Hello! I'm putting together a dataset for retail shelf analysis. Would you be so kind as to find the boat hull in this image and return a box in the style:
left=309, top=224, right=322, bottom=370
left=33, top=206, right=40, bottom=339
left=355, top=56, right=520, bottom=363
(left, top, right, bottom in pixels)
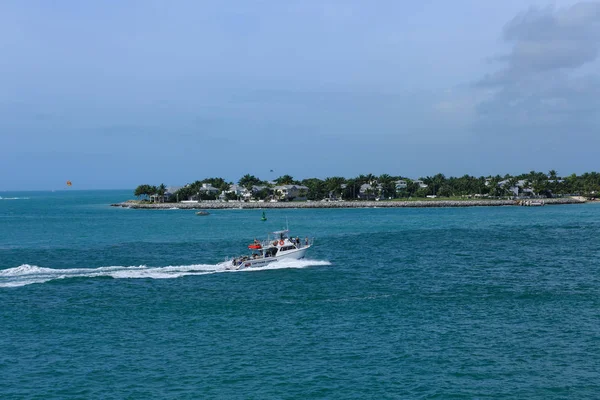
left=233, top=246, right=309, bottom=270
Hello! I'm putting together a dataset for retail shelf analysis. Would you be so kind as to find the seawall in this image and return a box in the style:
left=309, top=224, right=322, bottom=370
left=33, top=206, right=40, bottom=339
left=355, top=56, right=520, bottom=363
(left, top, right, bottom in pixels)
left=111, top=197, right=585, bottom=210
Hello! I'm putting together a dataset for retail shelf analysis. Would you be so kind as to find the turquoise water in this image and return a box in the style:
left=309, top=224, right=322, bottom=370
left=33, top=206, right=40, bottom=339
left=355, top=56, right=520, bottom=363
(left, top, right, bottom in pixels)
left=1, top=190, right=599, bottom=398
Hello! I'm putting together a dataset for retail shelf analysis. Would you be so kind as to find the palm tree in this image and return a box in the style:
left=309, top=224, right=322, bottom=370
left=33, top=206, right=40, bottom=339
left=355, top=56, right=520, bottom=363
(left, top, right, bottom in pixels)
left=378, top=174, right=393, bottom=183
left=134, top=184, right=147, bottom=200
left=149, top=185, right=158, bottom=202
left=506, top=177, right=519, bottom=198
left=239, top=174, right=262, bottom=189
left=365, top=173, right=377, bottom=185
left=157, top=183, right=166, bottom=203
left=324, top=177, right=346, bottom=199
left=275, top=175, right=296, bottom=185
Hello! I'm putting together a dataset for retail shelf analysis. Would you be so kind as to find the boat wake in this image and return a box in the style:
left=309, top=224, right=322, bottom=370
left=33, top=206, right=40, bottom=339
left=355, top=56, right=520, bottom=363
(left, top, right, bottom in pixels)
left=0, top=259, right=331, bottom=288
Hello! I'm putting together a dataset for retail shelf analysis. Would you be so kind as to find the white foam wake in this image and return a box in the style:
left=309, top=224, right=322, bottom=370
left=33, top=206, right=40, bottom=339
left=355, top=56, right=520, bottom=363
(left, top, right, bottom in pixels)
left=0, top=259, right=331, bottom=288
left=0, top=196, right=30, bottom=200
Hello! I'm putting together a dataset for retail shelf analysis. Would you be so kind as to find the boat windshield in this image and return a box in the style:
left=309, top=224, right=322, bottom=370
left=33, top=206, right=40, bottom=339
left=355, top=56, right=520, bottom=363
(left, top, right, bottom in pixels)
left=271, top=230, right=289, bottom=240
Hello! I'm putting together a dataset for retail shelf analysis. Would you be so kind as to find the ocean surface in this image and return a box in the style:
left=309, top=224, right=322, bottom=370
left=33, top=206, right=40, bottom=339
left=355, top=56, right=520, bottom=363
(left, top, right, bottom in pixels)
left=1, top=190, right=599, bottom=399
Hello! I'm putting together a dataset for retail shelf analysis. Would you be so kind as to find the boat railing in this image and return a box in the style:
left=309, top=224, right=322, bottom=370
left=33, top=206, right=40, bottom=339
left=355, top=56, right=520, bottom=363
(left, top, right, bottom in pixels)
left=259, top=236, right=314, bottom=248
left=290, top=236, right=314, bottom=248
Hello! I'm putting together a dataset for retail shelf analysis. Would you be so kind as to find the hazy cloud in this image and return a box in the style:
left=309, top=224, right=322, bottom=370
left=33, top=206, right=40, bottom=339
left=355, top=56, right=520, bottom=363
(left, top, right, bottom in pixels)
left=481, top=2, right=600, bottom=84
left=475, top=2, right=600, bottom=130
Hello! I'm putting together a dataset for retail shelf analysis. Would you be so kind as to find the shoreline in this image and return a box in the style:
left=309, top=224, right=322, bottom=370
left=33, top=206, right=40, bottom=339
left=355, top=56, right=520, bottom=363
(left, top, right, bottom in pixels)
left=111, top=197, right=586, bottom=210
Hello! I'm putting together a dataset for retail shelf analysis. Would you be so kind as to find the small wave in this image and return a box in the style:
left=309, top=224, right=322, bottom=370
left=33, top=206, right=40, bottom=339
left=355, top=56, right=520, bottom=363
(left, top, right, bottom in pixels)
left=0, top=197, right=30, bottom=200
left=0, top=259, right=331, bottom=288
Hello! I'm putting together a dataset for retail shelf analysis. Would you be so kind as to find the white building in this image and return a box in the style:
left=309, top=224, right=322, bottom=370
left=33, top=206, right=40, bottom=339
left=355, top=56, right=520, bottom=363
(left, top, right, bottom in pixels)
left=395, top=180, right=407, bottom=190
left=273, top=185, right=309, bottom=201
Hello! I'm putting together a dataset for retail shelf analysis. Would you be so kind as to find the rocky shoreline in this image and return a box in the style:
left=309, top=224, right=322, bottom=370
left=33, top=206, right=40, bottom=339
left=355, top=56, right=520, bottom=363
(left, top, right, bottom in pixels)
left=111, top=197, right=586, bottom=210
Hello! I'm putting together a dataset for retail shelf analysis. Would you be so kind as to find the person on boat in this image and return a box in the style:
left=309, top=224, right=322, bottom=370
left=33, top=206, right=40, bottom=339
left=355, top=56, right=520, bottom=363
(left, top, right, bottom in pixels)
left=254, top=238, right=259, bottom=244
left=305, top=237, right=309, bottom=246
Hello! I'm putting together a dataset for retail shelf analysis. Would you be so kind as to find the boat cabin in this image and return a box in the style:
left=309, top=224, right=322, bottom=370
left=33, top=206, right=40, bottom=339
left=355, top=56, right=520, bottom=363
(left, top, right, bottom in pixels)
left=231, top=229, right=312, bottom=268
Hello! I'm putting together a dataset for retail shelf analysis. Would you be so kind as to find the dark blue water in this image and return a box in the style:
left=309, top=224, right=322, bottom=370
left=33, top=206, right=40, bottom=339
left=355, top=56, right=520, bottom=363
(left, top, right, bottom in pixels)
left=1, top=191, right=599, bottom=398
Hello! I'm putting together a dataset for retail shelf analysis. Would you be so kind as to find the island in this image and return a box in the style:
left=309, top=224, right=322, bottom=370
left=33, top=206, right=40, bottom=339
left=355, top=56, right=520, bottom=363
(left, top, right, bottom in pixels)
left=111, top=197, right=585, bottom=210
left=111, top=170, right=597, bottom=209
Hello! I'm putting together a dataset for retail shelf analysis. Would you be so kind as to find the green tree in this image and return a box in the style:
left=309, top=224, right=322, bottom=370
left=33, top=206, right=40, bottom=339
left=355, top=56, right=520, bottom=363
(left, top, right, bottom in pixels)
left=342, top=179, right=359, bottom=200
left=437, top=184, right=452, bottom=197
left=324, top=177, right=346, bottom=199
left=157, top=183, right=166, bottom=203
left=405, top=180, right=421, bottom=197
left=487, top=176, right=504, bottom=198
left=380, top=181, right=396, bottom=199
left=378, top=174, right=394, bottom=184
left=202, top=177, right=229, bottom=191
left=301, top=178, right=326, bottom=200
left=150, top=185, right=158, bottom=200
left=224, top=191, right=238, bottom=201
left=238, top=174, right=262, bottom=189
left=414, top=187, right=429, bottom=198
left=275, top=175, right=296, bottom=185
left=134, top=184, right=154, bottom=200
left=255, top=188, right=272, bottom=201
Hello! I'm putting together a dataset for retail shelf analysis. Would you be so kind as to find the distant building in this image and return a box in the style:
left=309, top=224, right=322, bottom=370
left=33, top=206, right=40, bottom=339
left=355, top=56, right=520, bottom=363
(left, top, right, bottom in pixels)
left=199, top=183, right=220, bottom=195
left=151, top=186, right=182, bottom=202
left=164, top=186, right=182, bottom=202
left=498, top=180, right=534, bottom=197
left=358, top=183, right=377, bottom=199
left=219, top=184, right=247, bottom=200
left=273, top=185, right=309, bottom=201
left=395, top=180, right=407, bottom=190
left=251, top=185, right=268, bottom=193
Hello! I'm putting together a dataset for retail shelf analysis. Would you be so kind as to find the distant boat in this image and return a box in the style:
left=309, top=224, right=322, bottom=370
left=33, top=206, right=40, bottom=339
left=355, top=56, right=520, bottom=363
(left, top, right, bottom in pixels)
left=195, top=211, right=210, bottom=216
left=519, top=200, right=545, bottom=207
left=227, top=228, right=313, bottom=270
left=261, top=211, right=267, bottom=221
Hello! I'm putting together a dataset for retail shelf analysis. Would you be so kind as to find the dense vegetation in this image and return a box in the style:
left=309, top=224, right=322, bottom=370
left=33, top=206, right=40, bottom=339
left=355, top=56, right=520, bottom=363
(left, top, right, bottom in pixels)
left=134, top=170, right=600, bottom=202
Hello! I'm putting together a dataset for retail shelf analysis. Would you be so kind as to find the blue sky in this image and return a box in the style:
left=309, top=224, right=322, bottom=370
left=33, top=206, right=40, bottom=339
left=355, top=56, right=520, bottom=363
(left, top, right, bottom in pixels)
left=2, top=0, right=599, bottom=190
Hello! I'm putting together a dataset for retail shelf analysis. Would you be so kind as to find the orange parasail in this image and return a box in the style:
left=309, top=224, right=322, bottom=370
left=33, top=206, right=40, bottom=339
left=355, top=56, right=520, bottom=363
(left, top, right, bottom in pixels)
left=66, top=181, right=72, bottom=186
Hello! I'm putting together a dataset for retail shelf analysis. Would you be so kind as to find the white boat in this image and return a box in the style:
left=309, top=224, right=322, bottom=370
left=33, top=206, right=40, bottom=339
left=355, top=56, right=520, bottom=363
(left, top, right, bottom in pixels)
left=520, top=200, right=545, bottom=206
left=228, top=229, right=313, bottom=270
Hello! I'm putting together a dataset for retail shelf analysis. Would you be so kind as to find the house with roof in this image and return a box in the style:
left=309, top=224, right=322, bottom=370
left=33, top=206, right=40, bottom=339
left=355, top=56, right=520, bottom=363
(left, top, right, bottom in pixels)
left=185, top=183, right=221, bottom=201
left=358, top=183, right=379, bottom=200
left=229, top=184, right=246, bottom=196
left=273, top=185, right=309, bottom=201
left=251, top=185, right=268, bottom=193
left=498, top=180, right=534, bottom=197
left=164, top=186, right=182, bottom=202
left=395, top=180, right=407, bottom=190
left=498, top=180, right=516, bottom=196
left=150, top=186, right=182, bottom=202
left=219, top=184, right=246, bottom=200
left=199, top=183, right=220, bottom=195
left=245, top=185, right=270, bottom=200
